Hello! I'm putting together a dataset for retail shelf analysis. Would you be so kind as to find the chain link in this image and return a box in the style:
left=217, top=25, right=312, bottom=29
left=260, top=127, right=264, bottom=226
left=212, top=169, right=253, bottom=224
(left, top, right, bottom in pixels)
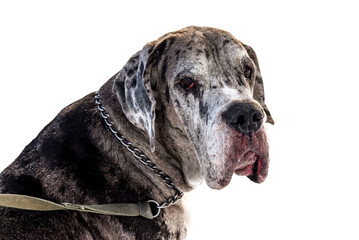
left=94, top=92, right=183, bottom=210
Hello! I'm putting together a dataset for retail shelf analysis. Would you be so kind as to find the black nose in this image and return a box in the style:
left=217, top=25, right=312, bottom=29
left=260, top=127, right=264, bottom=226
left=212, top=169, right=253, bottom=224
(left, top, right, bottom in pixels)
left=222, top=102, right=264, bottom=135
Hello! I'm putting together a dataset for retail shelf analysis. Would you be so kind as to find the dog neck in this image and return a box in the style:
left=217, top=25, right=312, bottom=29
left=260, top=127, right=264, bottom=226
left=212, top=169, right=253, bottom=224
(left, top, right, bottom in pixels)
left=95, top=79, right=192, bottom=205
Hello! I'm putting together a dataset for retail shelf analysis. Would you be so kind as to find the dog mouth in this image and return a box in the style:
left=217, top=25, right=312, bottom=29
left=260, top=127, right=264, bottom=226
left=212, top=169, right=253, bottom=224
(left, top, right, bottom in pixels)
left=231, top=127, right=269, bottom=184
left=234, top=150, right=265, bottom=182
left=205, top=126, right=269, bottom=189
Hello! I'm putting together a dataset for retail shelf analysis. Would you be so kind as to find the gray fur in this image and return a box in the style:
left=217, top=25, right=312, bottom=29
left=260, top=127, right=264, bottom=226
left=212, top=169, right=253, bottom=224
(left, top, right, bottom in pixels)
left=0, top=26, right=273, bottom=239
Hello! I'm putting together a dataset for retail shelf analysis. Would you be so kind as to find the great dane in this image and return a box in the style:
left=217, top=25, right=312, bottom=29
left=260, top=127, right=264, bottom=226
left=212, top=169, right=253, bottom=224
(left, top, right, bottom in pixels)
left=0, top=26, right=274, bottom=239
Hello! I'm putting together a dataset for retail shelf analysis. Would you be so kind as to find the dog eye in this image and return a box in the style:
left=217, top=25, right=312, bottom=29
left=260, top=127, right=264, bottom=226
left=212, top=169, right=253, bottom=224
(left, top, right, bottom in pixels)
left=180, top=77, right=195, bottom=90
left=244, top=67, right=252, bottom=79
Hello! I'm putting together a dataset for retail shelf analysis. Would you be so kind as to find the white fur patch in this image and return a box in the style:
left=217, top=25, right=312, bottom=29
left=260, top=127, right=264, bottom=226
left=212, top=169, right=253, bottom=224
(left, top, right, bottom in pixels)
left=221, top=85, right=252, bottom=102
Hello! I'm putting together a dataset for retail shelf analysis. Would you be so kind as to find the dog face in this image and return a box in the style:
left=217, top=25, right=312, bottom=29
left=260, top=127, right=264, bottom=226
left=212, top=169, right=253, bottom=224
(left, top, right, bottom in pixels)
left=113, top=26, right=274, bottom=190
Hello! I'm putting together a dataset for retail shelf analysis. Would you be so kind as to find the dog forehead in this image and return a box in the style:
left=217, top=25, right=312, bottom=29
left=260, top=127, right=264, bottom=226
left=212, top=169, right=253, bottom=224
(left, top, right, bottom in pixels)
left=169, top=28, right=246, bottom=58
left=163, top=29, right=248, bottom=81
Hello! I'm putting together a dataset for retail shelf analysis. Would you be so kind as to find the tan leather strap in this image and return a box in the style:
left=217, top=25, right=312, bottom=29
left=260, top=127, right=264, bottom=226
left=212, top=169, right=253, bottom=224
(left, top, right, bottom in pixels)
left=0, top=194, right=155, bottom=219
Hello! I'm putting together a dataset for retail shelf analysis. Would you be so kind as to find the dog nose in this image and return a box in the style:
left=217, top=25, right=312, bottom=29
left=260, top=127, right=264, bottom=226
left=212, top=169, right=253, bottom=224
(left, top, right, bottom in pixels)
left=222, top=102, right=264, bottom=135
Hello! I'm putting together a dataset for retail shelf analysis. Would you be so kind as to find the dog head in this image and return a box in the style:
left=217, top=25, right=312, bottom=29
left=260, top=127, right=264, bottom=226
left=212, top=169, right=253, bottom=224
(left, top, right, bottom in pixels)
left=113, top=26, right=274, bottom=190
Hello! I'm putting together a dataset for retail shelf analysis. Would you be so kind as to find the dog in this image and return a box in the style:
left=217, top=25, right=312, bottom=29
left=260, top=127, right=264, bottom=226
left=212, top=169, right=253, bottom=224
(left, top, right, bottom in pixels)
left=0, top=26, right=274, bottom=239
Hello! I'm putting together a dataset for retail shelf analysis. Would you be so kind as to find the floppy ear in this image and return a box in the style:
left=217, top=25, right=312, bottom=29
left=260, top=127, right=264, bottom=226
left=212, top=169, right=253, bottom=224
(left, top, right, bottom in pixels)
left=113, top=42, right=157, bottom=151
left=243, top=44, right=275, bottom=125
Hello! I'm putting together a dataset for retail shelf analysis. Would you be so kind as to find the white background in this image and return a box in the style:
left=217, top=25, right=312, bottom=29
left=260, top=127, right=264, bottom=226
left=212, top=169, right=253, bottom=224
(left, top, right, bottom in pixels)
left=1, top=1, right=358, bottom=239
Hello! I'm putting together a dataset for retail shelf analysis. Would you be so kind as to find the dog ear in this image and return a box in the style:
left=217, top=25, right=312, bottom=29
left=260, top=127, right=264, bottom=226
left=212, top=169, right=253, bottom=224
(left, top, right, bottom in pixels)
left=113, top=38, right=171, bottom=151
left=243, top=44, right=275, bottom=125
left=113, top=42, right=158, bottom=151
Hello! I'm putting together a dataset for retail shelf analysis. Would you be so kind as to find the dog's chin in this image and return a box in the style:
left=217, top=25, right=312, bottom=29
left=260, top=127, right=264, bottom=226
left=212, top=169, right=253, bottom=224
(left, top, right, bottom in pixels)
left=205, top=175, right=233, bottom=190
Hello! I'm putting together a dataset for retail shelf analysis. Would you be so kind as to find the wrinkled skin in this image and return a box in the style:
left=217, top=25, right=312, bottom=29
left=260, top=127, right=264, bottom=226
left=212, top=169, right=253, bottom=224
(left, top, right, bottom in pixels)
left=0, top=26, right=273, bottom=239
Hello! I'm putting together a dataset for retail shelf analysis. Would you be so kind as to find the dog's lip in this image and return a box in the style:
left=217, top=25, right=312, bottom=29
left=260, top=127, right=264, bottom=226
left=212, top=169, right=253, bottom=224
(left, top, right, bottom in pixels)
left=235, top=163, right=255, bottom=176
left=234, top=150, right=258, bottom=175
left=234, top=150, right=264, bottom=179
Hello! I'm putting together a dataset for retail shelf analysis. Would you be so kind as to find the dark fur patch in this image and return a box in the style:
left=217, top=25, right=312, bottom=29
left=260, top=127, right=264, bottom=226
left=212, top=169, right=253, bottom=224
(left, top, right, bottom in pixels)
left=165, top=85, right=170, bottom=103
left=137, top=117, right=144, bottom=128
left=138, top=62, right=144, bottom=76
left=115, top=79, right=127, bottom=105
left=223, top=39, right=230, bottom=46
left=212, top=44, right=220, bottom=58
left=205, top=49, right=210, bottom=60
left=223, top=70, right=231, bottom=84
left=148, top=38, right=174, bottom=79
left=167, top=37, right=175, bottom=50
left=256, top=75, right=263, bottom=85
left=175, top=100, right=181, bottom=108
left=154, top=40, right=168, bottom=58
left=151, top=81, right=157, bottom=91
left=234, top=67, right=245, bottom=86
left=129, top=76, right=137, bottom=88
left=1, top=174, right=43, bottom=197
left=210, top=83, right=218, bottom=89
left=199, top=99, right=208, bottom=119
left=161, top=56, right=168, bottom=82
left=175, top=49, right=181, bottom=61
left=0, top=92, right=186, bottom=239
left=126, top=67, right=135, bottom=77
left=129, top=55, right=139, bottom=64
left=44, top=103, right=108, bottom=199
left=120, top=215, right=171, bottom=240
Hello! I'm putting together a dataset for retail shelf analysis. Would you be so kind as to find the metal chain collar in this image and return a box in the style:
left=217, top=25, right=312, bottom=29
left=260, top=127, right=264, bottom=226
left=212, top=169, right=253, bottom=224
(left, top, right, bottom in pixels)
left=94, top=92, right=183, bottom=216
